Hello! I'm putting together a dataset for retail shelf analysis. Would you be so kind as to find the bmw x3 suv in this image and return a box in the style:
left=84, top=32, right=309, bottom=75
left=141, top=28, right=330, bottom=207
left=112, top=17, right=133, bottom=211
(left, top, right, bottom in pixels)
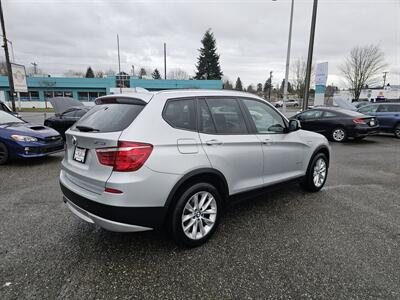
left=60, top=90, right=330, bottom=247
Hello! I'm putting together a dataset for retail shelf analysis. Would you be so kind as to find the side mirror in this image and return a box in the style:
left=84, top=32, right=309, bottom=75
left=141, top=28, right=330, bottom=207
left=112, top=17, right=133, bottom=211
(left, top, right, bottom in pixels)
left=288, top=119, right=301, bottom=132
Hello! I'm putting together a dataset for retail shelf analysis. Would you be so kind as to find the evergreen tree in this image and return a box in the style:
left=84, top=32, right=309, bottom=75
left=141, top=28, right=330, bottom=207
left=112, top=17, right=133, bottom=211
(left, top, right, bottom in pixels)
left=263, top=78, right=272, bottom=94
left=247, top=84, right=255, bottom=93
left=152, top=68, right=161, bottom=79
left=280, top=79, right=293, bottom=94
left=139, top=68, right=147, bottom=79
left=235, top=77, right=243, bottom=91
left=195, top=29, right=223, bottom=80
left=223, top=80, right=233, bottom=90
left=256, top=83, right=263, bottom=93
left=85, top=66, right=95, bottom=78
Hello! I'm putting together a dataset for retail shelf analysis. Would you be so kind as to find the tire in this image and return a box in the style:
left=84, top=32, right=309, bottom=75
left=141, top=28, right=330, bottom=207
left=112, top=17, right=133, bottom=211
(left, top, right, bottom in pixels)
left=331, top=127, right=347, bottom=142
left=169, top=182, right=222, bottom=247
left=300, top=152, right=328, bottom=192
left=394, top=124, right=400, bottom=139
left=0, top=142, right=9, bottom=165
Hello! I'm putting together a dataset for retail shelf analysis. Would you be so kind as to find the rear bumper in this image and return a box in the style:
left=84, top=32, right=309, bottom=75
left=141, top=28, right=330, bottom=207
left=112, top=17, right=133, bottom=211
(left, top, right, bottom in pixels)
left=60, top=182, right=167, bottom=231
left=349, top=126, right=380, bottom=137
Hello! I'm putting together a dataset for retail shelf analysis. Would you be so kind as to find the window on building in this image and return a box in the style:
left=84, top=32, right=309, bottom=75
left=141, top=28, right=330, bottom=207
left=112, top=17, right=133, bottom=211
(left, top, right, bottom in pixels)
left=89, top=92, right=98, bottom=101
left=29, top=91, right=40, bottom=100
left=19, top=92, right=29, bottom=101
left=44, top=91, right=54, bottom=99
left=78, top=92, right=89, bottom=101
left=64, top=91, right=73, bottom=98
left=54, top=91, right=63, bottom=97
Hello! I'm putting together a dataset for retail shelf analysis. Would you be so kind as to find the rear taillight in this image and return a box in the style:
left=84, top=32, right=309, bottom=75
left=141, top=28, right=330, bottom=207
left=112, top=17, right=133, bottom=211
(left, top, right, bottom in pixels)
left=96, top=141, right=153, bottom=172
left=352, top=118, right=366, bottom=124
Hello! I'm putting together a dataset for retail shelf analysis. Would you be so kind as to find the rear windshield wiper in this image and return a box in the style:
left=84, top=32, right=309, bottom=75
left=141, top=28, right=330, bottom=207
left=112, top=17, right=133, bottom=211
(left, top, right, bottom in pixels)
left=75, top=125, right=100, bottom=132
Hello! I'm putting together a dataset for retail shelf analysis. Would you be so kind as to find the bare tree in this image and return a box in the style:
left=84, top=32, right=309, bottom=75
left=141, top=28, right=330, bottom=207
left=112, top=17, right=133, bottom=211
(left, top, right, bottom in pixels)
left=0, top=60, right=8, bottom=75
left=168, top=68, right=189, bottom=80
left=339, top=45, right=386, bottom=101
left=291, top=57, right=314, bottom=99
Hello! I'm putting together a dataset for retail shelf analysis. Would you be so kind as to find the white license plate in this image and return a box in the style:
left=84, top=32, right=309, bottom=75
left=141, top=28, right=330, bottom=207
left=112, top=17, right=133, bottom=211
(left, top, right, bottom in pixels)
left=370, top=120, right=375, bottom=126
left=73, top=147, right=87, bottom=163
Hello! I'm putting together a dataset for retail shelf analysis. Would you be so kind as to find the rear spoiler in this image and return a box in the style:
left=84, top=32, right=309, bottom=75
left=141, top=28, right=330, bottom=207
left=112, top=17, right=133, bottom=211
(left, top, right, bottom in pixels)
left=95, top=97, right=147, bottom=106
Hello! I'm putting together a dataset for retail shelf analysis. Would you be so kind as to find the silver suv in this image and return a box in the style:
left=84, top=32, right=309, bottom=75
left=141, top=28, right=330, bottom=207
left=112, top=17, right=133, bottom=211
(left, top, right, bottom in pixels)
left=60, top=90, right=330, bottom=247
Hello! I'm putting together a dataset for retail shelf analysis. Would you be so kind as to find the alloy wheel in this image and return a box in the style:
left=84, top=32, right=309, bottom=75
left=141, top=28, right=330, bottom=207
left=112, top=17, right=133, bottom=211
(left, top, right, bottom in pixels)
left=332, top=128, right=345, bottom=142
left=395, top=126, right=400, bottom=138
left=313, top=158, right=327, bottom=188
left=181, top=191, right=217, bottom=240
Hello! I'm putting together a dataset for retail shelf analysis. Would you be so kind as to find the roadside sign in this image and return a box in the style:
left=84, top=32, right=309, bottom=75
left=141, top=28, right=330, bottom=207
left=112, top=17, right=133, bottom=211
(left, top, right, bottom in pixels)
left=315, top=62, right=328, bottom=106
left=11, top=63, right=28, bottom=93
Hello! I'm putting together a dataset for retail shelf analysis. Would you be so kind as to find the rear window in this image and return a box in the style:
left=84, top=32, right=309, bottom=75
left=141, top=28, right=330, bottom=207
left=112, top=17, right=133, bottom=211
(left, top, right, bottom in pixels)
left=72, top=104, right=144, bottom=133
left=163, top=98, right=197, bottom=131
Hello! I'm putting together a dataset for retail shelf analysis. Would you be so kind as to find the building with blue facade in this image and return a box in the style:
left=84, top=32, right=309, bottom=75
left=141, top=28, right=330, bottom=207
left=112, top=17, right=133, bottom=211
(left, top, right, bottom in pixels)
left=0, top=75, right=223, bottom=107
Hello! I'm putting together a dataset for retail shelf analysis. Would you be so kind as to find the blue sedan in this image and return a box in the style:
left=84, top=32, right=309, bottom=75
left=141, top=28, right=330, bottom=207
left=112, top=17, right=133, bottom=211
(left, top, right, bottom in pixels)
left=358, top=103, right=400, bottom=138
left=0, top=111, right=64, bottom=164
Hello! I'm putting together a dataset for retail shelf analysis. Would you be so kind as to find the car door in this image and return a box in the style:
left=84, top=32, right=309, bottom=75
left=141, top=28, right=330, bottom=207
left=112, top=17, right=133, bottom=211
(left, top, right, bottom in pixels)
left=240, top=98, right=309, bottom=185
left=296, top=110, right=324, bottom=132
left=376, top=104, right=398, bottom=130
left=197, top=97, right=264, bottom=194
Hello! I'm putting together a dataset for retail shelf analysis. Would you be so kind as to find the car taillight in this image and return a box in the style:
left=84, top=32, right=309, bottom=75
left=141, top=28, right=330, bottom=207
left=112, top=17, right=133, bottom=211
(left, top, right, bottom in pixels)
left=96, top=141, right=153, bottom=172
left=352, top=118, right=366, bottom=124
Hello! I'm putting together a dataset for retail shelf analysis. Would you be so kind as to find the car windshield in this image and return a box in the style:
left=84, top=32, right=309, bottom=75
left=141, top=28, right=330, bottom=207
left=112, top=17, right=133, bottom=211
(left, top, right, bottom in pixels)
left=0, top=111, right=24, bottom=125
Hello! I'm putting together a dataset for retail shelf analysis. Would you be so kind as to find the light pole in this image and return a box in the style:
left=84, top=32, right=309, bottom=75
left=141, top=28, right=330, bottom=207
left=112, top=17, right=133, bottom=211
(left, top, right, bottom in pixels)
left=0, top=0, right=16, bottom=112
left=268, top=71, right=273, bottom=100
left=273, top=0, right=294, bottom=114
left=302, top=0, right=318, bottom=111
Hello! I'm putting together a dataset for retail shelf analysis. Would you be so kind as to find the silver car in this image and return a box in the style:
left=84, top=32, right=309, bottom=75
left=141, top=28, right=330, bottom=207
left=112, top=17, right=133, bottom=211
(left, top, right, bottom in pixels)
left=60, top=90, right=330, bottom=247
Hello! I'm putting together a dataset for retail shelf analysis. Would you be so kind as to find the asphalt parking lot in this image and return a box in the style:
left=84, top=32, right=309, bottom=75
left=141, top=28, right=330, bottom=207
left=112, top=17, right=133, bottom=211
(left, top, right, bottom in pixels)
left=1, top=135, right=399, bottom=299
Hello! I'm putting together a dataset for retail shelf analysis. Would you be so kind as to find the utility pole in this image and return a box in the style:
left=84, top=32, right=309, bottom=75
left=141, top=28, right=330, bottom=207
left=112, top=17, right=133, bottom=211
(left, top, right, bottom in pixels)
left=0, top=0, right=16, bottom=112
left=131, top=65, right=135, bottom=76
left=164, top=42, right=167, bottom=80
left=268, top=71, right=273, bottom=100
left=382, top=71, right=388, bottom=88
left=282, top=0, right=294, bottom=114
left=117, top=34, right=122, bottom=93
left=31, top=62, right=38, bottom=75
left=303, top=0, right=318, bottom=111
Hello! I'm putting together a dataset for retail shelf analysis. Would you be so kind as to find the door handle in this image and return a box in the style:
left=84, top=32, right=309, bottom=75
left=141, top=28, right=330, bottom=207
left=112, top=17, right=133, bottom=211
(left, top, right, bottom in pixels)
left=262, top=138, right=271, bottom=145
left=205, top=139, right=223, bottom=146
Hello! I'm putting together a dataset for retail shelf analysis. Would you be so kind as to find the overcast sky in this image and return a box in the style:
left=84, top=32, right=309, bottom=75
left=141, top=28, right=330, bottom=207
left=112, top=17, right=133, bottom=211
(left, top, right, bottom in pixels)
left=4, top=0, right=400, bottom=88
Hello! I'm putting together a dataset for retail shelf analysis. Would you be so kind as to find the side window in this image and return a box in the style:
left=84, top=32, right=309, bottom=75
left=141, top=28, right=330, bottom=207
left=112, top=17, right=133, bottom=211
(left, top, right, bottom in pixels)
left=323, top=111, right=337, bottom=117
left=74, top=109, right=87, bottom=118
left=205, top=98, right=248, bottom=134
left=377, top=105, right=390, bottom=112
left=0, top=104, right=5, bottom=111
left=199, top=100, right=216, bottom=134
left=388, top=105, right=400, bottom=113
left=163, top=98, right=196, bottom=131
left=299, top=110, right=323, bottom=120
left=62, top=110, right=76, bottom=118
left=359, top=105, right=378, bottom=113
left=242, top=99, right=286, bottom=133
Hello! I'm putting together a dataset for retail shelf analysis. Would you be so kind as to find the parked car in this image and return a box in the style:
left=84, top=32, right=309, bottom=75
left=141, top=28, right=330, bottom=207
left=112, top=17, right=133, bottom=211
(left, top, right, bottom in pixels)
left=274, top=99, right=299, bottom=108
left=357, top=103, right=400, bottom=138
left=0, top=100, right=21, bottom=118
left=0, top=111, right=64, bottom=165
left=60, top=90, right=330, bottom=247
left=44, top=97, right=89, bottom=139
left=291, top=107, right=379, bottom=142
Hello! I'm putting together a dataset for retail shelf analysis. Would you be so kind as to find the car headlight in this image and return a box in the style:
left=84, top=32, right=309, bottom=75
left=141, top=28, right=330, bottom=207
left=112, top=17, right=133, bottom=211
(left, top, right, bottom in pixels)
left=11, top=135, right=38, bottom=142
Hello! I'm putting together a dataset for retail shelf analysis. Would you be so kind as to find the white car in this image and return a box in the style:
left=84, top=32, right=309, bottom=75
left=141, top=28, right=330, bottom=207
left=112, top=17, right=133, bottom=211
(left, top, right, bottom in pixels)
left=60, top=90, right=330, bottom=247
